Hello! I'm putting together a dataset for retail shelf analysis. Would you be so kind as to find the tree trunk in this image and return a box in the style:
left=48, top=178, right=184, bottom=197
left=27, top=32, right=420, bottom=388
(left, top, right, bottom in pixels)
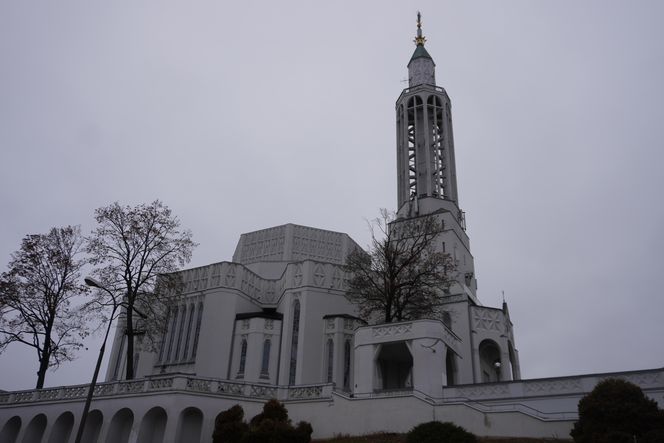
left=36, top=319, right=54, bottom=389
left=125, top=307, right=135, bottom=380
left=35, top=354, right=49, bottom=389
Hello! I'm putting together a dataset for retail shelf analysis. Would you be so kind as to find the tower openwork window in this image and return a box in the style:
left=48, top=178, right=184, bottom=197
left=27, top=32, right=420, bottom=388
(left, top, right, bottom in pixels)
left=427, top=95, right=445, bottom=198
left=406, top=96, right=424, bottom=198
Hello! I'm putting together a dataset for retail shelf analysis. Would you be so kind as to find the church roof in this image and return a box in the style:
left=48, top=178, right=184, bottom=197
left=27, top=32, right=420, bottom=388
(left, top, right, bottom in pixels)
left=408, top=44, right=434, bottom=65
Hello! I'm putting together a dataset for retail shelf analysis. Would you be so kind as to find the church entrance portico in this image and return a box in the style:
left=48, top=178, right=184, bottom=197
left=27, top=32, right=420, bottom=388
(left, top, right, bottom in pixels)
left=354, top=319, right=462, bottom=399
left=375, top=342, right=413, bottom=391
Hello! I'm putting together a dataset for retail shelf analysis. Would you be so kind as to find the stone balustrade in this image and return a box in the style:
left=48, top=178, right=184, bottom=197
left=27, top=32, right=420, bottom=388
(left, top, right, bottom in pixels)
left=0, top=375, right=334, bottom=407
left=443, top=367, right=664, bottom=403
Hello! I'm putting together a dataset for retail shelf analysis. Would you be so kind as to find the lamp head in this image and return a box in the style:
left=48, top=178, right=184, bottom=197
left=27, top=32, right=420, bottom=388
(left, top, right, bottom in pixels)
left=84, top=277, right=102, bottom=289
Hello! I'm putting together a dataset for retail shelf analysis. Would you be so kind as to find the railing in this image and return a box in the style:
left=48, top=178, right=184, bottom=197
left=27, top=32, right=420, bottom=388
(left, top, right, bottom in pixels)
left=344, top=387, right=578, bottom=421
left=395, top=84, right=447, bottom=103
left=0, top=375, right=334, bottom=406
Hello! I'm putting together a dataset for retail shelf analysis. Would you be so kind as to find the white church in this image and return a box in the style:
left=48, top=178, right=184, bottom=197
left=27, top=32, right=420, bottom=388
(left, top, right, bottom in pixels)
left=0, top=16, right=662, bottom=443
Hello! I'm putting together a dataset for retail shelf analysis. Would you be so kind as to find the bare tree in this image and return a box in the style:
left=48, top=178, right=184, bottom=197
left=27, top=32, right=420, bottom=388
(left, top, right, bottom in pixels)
left=345, top=209, right=455, bottom=323
left=85, top=200, right=196, bottom=380
left=0, top=226, right=90, bottom=389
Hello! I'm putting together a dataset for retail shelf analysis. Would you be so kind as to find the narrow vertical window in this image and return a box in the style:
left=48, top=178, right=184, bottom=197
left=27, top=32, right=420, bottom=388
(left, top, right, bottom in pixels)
left=343, top=339, right=351, bottom=390
left=288, top=299, right=301, bottom=385
left=182, top=303, right=195, bottom=361
left=157, top=307, right=171, bottom=363
left=192, top=302, right=204, bottom=359
left=260, top=339, right=271, bottom=378
left=166, top=306, right=179, bottom=362
left=112, top=336, right=126, bottom=380
left=238, top=339, right=247, bottom=377
left=174, top=304, right=187, bottom=361
left=133, top=353, right=140, bottom=375
left=326, top=338, right=334, bottom=383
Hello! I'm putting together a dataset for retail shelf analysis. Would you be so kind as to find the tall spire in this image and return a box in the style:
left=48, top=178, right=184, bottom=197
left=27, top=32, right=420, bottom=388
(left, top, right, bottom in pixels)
left=415, top=11, right=426, bottom=46
left=407, top=11, right=435, bottom=86
left=398, top=12, right=460, bottom=217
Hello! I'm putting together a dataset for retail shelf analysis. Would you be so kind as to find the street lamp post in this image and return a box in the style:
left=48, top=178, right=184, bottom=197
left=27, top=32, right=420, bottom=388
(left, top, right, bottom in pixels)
left=73, top=277, right=119, bottom=443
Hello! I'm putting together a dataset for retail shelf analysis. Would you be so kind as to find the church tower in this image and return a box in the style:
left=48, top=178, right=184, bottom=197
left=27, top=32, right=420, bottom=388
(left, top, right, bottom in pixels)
left=389, top=15, right=521, bottom=384
left=395, top=13, right=476, bottom=301
left=396, top=12, right=461, bottom=225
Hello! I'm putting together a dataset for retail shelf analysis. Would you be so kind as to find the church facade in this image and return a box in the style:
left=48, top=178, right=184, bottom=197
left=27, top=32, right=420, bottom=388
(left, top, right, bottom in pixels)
left=0, top=17, right=662, bottom=443
left=107, top=14, right=520, bottom=397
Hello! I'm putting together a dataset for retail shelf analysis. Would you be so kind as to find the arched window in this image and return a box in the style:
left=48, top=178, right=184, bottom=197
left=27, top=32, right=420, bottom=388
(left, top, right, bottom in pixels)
left=479, top=339, right=502, bottom=383
left=288, top=299, right=301, bottom=385
left=260, top=339, right=271, bottom=378
left=326, top=338, right=334, bottom=383
left=238, top=339, right=247, bottom=377
left=343, top=339, right=351, bottom=390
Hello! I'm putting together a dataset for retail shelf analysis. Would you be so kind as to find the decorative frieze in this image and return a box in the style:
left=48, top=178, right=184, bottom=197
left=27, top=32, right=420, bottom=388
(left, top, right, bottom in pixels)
left=61, top=386, right=87, bottom=399
left=472, top=308, right=502, bottom=332
left=454, top=384, right=509, bottom=398
left=149, top=378, right=174, bottom=390
left=186, top=378, right=211, bottom=392
left=93, top=384, right=115, bottom=397
left=225, top=264, right=237, bottom=287
left=313, top=264, right=326, bottom=286
left=37, top=389, right=60, bottom=401
left=117, top=381, right=145, bottom=394
left=332, top=268, right=343, bottom=289
left=288, top=385, right=323, bottom=399
left=293, top=264, right=303, bottom=286
left=372, top=323, right=412, bottom=338
left=250, top=385, right=277, bottom=398
left=217, top=382, right=244, bottom=395
left=176, top=260, right=347, bottom=306
left=14, top=392, right=36, bottom=403
left=614, top=372, right=661, bottom=387
left=524, top=379, right=582, bottom=394
left=234, top=226, right=287, bottom=264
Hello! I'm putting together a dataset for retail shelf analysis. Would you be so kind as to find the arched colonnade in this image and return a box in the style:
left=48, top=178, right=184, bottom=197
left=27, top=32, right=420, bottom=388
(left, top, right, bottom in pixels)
left=0, top=405, right=205, bottom=443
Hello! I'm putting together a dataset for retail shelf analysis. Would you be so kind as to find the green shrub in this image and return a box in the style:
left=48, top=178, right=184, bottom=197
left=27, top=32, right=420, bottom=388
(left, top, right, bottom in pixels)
left=213, top=399, right=312, bottom=443
left=249, top=398, right=290, bottom=427
left=406, top=421, right=476, bottom=443
left=570, top=378, right=664, bottom=443
left=213, top=404, right=249, bottom=443
left=294, top=421, right=314, bottom=443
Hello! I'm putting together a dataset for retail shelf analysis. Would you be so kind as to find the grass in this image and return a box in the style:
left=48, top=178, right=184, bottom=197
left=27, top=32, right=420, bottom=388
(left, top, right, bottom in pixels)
left=314, top=434, right=570, bottom=443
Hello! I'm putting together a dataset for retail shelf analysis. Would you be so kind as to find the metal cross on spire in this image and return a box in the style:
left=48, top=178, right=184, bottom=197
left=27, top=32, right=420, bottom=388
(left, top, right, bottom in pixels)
left=415, top=11, right=426, bottom=46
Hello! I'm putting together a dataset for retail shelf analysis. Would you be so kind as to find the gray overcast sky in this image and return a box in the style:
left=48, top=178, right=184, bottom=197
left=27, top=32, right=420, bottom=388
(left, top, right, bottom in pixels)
left=1, top=1, right=663, bottom=390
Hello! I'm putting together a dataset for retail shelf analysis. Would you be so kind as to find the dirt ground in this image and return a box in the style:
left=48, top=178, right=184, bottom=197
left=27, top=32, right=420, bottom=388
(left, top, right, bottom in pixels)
left=313, top=434, right=571, bottom=443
